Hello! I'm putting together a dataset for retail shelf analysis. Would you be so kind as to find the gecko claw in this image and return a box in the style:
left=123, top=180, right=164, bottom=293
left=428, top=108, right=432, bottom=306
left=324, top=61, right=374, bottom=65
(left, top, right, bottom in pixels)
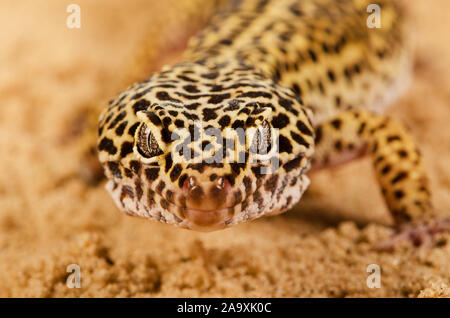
left=373, top=217, right=450, bottom=252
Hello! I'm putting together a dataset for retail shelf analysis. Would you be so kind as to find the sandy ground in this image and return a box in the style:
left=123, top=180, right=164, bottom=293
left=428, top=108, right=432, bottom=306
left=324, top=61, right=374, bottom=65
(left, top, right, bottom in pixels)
left=0, top=0, right=449, bottom=298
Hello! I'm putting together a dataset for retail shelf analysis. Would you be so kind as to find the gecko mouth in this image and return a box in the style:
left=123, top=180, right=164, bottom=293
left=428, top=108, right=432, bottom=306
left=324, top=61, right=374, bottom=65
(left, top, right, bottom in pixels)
left=182, top=206, right=232, bottom=231
left=106, top=154, right=312, bottom=231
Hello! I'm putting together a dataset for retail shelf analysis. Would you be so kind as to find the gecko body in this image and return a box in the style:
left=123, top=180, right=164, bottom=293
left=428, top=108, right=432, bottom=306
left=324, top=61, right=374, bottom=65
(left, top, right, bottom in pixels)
left=96, top=0, right=449, bottom=243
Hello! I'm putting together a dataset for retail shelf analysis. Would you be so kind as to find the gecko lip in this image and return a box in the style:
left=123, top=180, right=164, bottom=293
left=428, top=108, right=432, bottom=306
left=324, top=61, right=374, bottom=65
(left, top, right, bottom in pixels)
left=183, top=206, right=231, bottom=231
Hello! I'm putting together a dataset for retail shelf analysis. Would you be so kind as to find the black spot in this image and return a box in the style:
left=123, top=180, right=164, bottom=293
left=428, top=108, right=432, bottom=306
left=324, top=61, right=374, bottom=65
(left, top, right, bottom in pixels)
left=334, top=140, right=343, bottom=151
left=381, top=164, right=392, bottom=175
left=203, top=108, right=218, bottom=121
left=330, top=119, right=342, bottom=129
left=358, top=122, right=366, bottom=135
left=120, top=141, right=134, bottom=157
left=121, top=185, right=134, bottom=200
left=290, top=5, right=303, bottom=16
left=147, top=189, right=156, bottom=208
left=183, top=85, right=200, bottom=93
left=128, top=122, right=140, bottom=136
left=291, top=131, right=309, bottom=147
left=291, top=83, right=301, bottom=96
left=335, top=96, right=341, bottom=107
left=272, top=113, right=290, bottom=129
left=344, top=68, right=352, bottom=80
left=315, top=126, right=323, bottom=144
left=374, top=155, right=384, bottom=165
left=208, top=93, right=231, bottom=104
left=108, top=111, right=126, bottom=129
left=223, top=99, right=242, bottom=111
left=219, top=39, right=232, bottom=46
left=284, top=157, right=302, bottom=172
left=177, top=75, right=197, bottom=82
left=156, top=181, right=165, bottom=194
left=162, top=117, right=172, bottom=127
left=318, top=81, right=325, bottom=94
left=237, top=91, right=272, bottom=99
left=98, top=137, right=117, bottom=155
left=308, top=49, right=317, bottom=62
left=398, top=150, right=408, bottom=158
left=124, top=168, right=133, bottom=178
left=132, top=99, right=150, bottom=114
left=238, top=107, right=251, bottom=115
left=394, top=190, right=405, bottom=199
left=98, top=125, right=104, bottom=136
left=210, top=84, right=224, bottom=92
left=160, top=199, right=169, bottom=210
left=278, top=135, right=293, bottom=153
left=185, top=103, right=201, bottom=110
left=146, top=112, right=162, bottom=126
left=145, top=168, right=159, bottom=181
left=107, top=161, right=122, bottom=178
left=178, top=174, right=188, bottom=188
left=372, top=141, right=378, bottom=153
left=251, top=166, right=264, bottom=179
left=201, top=72, right=219, bottom=79
left=115, top=121, right=128, bottom=136
left=166, top=190, right=174, bottom=203
left=156, top=91, right=181, bottom=103
left=296, top=121, right=314, bottom=136
left=164, top=154, right=173, bottom=173
left=278, top=98, right=298, bottom=115
left=218, top=115, right=231, bottom=128
left=243, top=176, right=252, bottom=194
left=174, top=119, right=185, bottom=128
left=230, top=163, right=244, bottom=176
left=391, top=171, right=408, bottom=184
left=264, top=174, right=279, bottom=192
left=170, top=164, right=183, bottom=182
left=135, top=179, right=143, bottom=201
left=159, top=127, right=171, bottom=144
left=387, top=135, right=401, bottom=143
left=327, top=70, right=336, bottom=82
left=130, top=160, right=141, bottom=174
left=231, top=120, right=245, bottom=130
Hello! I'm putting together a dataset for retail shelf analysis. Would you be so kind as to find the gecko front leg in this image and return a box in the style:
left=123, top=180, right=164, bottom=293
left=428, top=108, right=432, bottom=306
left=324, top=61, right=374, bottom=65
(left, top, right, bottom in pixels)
left=312, top=109, right=450, bottom=250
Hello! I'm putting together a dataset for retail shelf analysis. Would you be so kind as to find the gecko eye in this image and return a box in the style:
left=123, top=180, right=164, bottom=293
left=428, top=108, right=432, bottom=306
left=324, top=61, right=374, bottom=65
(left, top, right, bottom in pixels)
left=250, top=120, right=272, bottom=155
left=137, top=123, right=163, bottom=158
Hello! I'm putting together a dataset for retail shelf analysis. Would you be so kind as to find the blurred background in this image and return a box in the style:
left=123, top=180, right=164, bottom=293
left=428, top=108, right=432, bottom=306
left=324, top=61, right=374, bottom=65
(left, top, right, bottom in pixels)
left=0, top=0, right=449, bottom=297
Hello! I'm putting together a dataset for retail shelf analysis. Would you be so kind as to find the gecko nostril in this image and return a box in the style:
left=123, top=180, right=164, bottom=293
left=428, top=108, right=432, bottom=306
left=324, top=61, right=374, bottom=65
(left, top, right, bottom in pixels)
left=187, top=176, right=196, bottom=189
left=216, top=177, right=230, bottom=192
left=183, top=176, right=196, bottom=192
left=183, top=176, right=204, bottom=203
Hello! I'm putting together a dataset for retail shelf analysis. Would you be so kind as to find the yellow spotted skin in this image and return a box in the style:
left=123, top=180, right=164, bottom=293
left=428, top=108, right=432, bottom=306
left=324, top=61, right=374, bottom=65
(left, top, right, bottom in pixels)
left=96, top=0, right=438, bottom=233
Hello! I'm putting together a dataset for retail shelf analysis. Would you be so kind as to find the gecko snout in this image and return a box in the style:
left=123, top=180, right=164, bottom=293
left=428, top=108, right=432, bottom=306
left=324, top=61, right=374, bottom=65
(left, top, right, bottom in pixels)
left=180, top=175, right=234, bottom=229
left=183, top=176, right=231, bottom=211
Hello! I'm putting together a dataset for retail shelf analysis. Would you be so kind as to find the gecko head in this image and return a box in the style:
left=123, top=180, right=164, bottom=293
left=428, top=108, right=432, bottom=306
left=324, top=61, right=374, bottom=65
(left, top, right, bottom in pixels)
left=97, top=61, right=315, bottom=230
